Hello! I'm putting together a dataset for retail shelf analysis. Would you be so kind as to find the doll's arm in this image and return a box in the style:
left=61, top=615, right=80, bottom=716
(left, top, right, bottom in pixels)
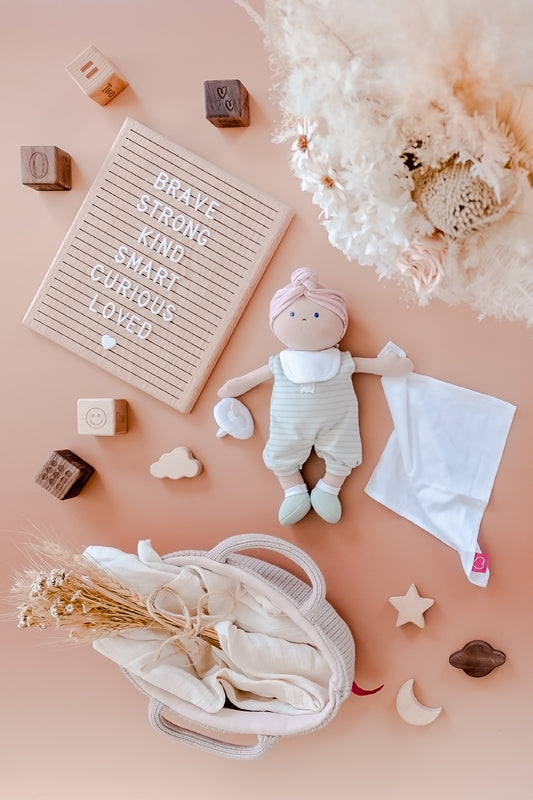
left=354, top=353, right=413, bottom=377
left=217, top=363, right=273, bottom=399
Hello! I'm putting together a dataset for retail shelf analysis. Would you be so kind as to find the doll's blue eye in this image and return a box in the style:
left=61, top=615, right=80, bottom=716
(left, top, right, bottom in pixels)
left=289, top=311, right=295, bottom=317
left=314, top=312, right=319, bottom=318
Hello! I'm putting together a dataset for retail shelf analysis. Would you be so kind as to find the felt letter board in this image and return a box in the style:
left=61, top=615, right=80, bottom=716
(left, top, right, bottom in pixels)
left=23, top=117, right=293, bottom=412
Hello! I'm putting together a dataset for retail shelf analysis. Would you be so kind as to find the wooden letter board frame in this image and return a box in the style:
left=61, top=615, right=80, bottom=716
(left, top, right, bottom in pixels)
left=24, top=117, right=293, bottom=412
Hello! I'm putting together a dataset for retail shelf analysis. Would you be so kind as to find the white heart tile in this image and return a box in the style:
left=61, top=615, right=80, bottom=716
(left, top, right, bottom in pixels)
left=101, top=334, right=117, bottom=350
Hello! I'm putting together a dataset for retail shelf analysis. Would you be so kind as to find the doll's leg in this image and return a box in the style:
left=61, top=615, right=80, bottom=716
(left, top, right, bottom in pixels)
left=312, top=410, right=361, bottom=523
left=264, top=426, right=313, bottom=525
left=310, top=473, right=346, bottom=524
left=321, top=473, right=346, bottom=489
left=276, top=471, right=311, bottom=526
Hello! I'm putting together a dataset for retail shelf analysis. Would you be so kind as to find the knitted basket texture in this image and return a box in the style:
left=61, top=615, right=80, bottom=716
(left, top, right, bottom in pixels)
left=123, top=534, right=355, bottom=759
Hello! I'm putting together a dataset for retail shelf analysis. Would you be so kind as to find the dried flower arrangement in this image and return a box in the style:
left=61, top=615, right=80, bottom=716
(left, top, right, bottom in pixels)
left=237, top=0, right=533, bottom=325
left=11, top=537, right=220, bottom=649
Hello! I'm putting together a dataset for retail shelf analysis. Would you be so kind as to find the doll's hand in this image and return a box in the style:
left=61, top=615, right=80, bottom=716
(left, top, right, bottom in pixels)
left=217, top=364, right=273, bottom=399
left=217, top=378, right=244, bottom=399
left=378, top=353, right=413, bottom=377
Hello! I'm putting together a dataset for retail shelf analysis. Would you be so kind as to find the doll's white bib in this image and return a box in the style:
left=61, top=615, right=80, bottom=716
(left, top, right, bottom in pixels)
left=279, top=348, right=341, bottom=384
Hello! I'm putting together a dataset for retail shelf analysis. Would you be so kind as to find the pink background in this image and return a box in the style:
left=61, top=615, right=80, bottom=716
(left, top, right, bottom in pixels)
left=2, top=1, right=532, bottom=797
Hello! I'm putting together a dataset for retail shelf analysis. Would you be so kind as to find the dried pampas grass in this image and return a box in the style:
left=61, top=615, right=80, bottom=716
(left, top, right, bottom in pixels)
left=237, top=0, right=533, bottom=325
left=497, top=85, right=533, bottom=177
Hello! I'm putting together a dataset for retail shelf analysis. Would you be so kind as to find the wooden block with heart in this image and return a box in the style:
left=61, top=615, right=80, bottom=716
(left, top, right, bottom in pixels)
left=204, top=79, right=250, bottom=127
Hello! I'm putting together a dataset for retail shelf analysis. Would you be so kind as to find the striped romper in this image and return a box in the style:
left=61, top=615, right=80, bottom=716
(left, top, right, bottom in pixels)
left=263, top=351, right=362, bottom=478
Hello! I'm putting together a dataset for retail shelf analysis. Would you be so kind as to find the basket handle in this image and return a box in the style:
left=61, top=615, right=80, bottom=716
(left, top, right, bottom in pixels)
left=149, top=699, right=277, bottom=759
left=207, top=533, right=326, bottom=618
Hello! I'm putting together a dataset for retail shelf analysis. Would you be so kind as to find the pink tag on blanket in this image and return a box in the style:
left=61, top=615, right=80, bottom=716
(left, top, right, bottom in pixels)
left=472, top=553, right=489, bottom=573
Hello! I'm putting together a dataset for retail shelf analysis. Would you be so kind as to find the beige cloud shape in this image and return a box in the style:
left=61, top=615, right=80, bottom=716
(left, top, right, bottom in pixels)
left=149, top=446, right=202, bottom=479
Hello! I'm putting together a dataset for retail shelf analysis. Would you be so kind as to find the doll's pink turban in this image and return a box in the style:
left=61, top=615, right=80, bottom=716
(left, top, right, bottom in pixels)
left=269, top=268, right=348, bottom=335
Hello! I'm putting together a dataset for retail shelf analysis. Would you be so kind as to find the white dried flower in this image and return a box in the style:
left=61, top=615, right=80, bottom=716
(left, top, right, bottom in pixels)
left=17, top=605, right=33, bottom=628
left=30, top=572, right=47, bottom=597
left=46, top=569, right=69, bottom=589
left=49, top=601, right=61, bottom=620
left=297, top=156, right=345, bottom=217
left=290, top=118, right=318, bottom=170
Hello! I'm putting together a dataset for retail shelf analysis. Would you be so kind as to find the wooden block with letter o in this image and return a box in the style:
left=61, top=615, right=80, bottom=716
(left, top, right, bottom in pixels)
left=21, top=146, right=72, bottom=190
left=204, top=79, right=250, bottom=127
left=35, top=449, right=95, bottom=499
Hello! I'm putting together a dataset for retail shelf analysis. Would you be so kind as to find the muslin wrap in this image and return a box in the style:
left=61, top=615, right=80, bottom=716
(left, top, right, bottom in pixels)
left=85, top=540, right=331, bottom=714
left=364, top=343, right=516, bottom=586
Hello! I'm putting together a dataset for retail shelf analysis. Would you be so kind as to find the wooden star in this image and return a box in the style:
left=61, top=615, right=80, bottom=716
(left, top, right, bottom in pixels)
left=389, top=583, right=434, bottom=628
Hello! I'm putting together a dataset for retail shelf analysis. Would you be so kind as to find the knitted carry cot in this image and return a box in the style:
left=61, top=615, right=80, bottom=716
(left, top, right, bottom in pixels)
left=122, top=533, right=355, bottom=759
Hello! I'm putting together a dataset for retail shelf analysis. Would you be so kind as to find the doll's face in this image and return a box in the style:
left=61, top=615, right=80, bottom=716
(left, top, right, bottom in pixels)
left=272, top=296, right=345, bottom=351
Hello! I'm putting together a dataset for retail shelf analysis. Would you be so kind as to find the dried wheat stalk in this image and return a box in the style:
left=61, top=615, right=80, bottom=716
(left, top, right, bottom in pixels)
left=10, top=538, right=220, bottom=649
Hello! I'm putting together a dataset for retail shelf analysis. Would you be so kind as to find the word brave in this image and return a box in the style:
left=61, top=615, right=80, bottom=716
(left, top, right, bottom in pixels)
left=152, top=171, right=220, bottom=218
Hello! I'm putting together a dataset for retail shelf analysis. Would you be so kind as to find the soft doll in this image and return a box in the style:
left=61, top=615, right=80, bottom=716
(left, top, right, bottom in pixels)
left=217, top=268, right=413, bottom=525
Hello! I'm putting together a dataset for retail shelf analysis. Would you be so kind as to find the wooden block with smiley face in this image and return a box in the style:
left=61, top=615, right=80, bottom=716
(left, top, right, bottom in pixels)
left=77, top=398, right=128, bottom=435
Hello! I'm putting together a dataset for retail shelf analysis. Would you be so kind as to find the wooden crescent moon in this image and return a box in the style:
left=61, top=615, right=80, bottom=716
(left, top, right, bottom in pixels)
left=396, top=679, right=442, bottom=726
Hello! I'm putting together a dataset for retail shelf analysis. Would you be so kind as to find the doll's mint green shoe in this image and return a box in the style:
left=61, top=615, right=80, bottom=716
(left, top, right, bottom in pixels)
left=278, top=492, right=311, bottom=525
left=310, top=486, right=342, bottom=523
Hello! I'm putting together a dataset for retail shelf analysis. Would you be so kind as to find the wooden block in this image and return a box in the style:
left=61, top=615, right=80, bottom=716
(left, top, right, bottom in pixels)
left=65, top=45, right=128, bottom=106
left=21, top=146, right=71, bottom=191
left=204, top=79, right=250, bottom=127
left=77, top=398, right=128, bottom=435
left=35, top=449, right=95, bottom=499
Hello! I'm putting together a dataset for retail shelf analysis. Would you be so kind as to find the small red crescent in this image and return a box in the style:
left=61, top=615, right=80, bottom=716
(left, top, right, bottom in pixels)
left=351, top=681, right=384, bottom=696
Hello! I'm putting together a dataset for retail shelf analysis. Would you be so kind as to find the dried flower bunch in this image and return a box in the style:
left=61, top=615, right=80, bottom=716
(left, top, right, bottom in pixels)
left=238, top=0, right=533, bottom=324
left=11, top=538, right=220, bottom=649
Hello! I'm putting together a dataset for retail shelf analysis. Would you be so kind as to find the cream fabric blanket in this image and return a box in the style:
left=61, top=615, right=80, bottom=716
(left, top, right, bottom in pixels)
left=85, top=540, right=330, bottom=714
